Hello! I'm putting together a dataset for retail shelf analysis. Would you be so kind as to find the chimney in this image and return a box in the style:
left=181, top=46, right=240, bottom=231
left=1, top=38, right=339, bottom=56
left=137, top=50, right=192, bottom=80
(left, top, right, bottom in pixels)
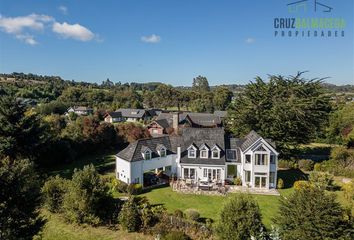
left=172, top=112, right=179, bottom=134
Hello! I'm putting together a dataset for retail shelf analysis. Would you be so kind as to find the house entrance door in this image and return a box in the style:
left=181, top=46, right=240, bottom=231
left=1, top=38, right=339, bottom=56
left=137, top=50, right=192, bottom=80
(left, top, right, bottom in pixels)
left=254, top=176, right=267, bottom=188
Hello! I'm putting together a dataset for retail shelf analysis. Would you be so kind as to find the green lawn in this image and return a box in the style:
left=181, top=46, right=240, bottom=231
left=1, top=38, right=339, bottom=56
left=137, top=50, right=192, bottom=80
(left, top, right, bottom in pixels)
left=40, top=211, right=152, bottom=240
left=141, top=186, right=288, bottom=228
left=47, top=151, right=117, bottom=178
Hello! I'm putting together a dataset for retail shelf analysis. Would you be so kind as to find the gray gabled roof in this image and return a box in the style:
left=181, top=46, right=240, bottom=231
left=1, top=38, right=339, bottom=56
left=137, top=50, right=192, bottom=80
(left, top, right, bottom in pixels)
left=184, top=113, right=222, bottom=127
left=240, top=130, right=262, bottom=151
left=117, top=136, right=178, bottom=162
left=117, top=109, right=149, bottom=118
left=214, top=111, right=228, bottom=118
left=154, top=119, right=170, bottom=129
left=180, top=128, right=226, bottom=165
left=106, top=111, right=122, bottom=118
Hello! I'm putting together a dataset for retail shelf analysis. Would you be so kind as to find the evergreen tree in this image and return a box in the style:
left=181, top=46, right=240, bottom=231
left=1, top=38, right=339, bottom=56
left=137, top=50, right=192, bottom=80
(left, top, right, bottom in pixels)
left=275, top=187, right=353, bottom=240
left=0, top=158, right=43, bottom=240
left=216, top=194, right=264, bottom=240
left=118, top=197, right=141, bottom=232
left=0, top=95, right=46, bottom=160
left=227, top=73, right=331, bottom=153
left=62, top=164, right=115, bottom=225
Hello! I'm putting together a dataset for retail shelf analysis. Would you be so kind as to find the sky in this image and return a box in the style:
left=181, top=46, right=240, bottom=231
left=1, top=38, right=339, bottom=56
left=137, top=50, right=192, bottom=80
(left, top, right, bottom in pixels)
left=0, top=0, right=353, bottom=86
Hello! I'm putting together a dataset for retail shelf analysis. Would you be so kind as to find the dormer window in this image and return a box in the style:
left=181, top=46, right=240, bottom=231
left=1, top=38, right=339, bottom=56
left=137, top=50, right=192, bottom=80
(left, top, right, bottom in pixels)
left=144, top=151, right=151, bottom=160
left=211, top=145, right=221, bottom=159
left=199, top=144, right=210, bottom=159
left=187, top=145, right=197, bottom=158
left=141, top=146, right=152, bottom=160
left=156, top=144, right=167, bottom=157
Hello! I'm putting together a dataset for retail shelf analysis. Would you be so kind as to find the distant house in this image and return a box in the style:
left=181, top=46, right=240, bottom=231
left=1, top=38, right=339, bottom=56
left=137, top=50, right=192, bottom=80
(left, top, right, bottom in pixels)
left=147, top=112, right=223, bottom=136
left=214, top=111, right=228, bottom=120
left=104, top=111, right=123, bottom=123
left=118, top=108, right=158, bottom=122
left=66, top=106, right=93, bottom=116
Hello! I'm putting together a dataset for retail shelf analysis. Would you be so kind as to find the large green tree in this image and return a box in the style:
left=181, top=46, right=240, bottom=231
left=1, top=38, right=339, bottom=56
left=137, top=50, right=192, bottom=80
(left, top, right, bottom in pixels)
left=0, top=96, right=47, bottom=160
left=216, top=194, right=264, bottom=240
left=275, top=187, right=353, bottom=240
left=228, top=73, right=331, bottom=152
left=192, top=75, right=210, bottom=92
left=62, top=164, right=116, bottom=225
left=327, top=102, right=354, bottom=147
left=213, top=86, right=233, bottom=110
left=0, top=158, right=43, bottom=240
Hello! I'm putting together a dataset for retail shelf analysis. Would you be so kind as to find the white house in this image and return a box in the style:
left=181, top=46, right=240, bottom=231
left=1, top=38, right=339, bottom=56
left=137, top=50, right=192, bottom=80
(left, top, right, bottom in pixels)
left=116, top=128, right=279, bottom=189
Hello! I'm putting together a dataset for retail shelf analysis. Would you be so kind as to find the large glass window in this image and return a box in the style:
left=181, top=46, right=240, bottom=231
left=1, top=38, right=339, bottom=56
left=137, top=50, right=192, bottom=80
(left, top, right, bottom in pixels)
left=255, top=154, right=268, bottom=165
left=244, top=170, right=251, bottom=182
left=227, top=165, right=237, bottom=178
left=203, top=168, right=221, bottom=180
left=245, top=154, right=251, bottom=163
left=270, top=172, right=275, bottom=184
left=183, top=168, right=196, bottom=179
left=226, top=149, right=237, bottom=160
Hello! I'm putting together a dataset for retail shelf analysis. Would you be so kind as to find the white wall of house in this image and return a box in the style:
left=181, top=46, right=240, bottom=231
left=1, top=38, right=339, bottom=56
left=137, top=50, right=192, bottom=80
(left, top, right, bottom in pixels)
left=116, top=154, right=178, bottom=185
left=116, top=139, right=278, bottom=189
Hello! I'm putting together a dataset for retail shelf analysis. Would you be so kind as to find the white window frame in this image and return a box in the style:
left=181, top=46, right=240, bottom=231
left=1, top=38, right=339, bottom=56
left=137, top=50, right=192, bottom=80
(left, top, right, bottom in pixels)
left=143, top=149, right=152, bottom=160
left=159, top=147, right=167, bottom=157
left=199, top=144, right=210, bottom=159
left=187, top=145, right=197, bottom=158
left=211, top=146, right=220, bottom=159
left=255, top=154, right=268, bottom=165
left=245, top=154, right=251, bottom=164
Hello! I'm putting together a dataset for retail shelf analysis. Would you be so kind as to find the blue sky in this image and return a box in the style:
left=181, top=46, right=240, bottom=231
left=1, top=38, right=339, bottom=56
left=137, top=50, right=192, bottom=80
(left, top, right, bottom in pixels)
left=0, top=0, right=353, bottom=86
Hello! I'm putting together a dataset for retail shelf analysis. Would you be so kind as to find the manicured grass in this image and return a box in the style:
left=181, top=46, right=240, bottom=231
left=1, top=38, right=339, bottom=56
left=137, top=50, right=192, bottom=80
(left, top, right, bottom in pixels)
left=40, top=211, right=152, bottom=240
left=47, top=151, right=117, bottom=178
left=141, top=187, right=284, bottom=228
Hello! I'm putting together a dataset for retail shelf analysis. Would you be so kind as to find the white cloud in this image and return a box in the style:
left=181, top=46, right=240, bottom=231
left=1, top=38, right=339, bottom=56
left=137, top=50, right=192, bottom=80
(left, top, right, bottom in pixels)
left=58, top=6, right=68, bottom=15
left=52, top=22, right=95, bottom=41
left=16, top=34, right=37, bottom=45
left=141, top=34, right=161, bottom=43
left=0, top=14, right=53, bottom=34
left=245, top=38, right=255, bottom=44
left=0, top=14, right=53, bottom=45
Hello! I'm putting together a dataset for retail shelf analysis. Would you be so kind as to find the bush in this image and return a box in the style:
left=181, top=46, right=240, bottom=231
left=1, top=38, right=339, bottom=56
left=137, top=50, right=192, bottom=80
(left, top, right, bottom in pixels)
left=298, top=159, right=315, bottom=171
left=174, top=209, right=184, bottom=218
left=162, top=231, right=190, bottom=240
left=277, top=178, right=284, bottom=189
left=62, top=164, right=115, bottom=225
left=41, top=175, right=69, bottom=213
left=184, top=209, right=200, bottom=222
left=111, top=178, right=128, bottom=193
left=233, top=177, right=242, bottom=186
left=276, top=187, right=351, bottom=239
left=314, top=163, right=322, bottom=172
left=216, top=194, right=264, bottom=240
left=309, top=171, right=334, bottom=191
left=118, top=197, right=141, bottom=232
left=278, top=159, right=297, bottom=169
left=293, top=180, right=311, bottom=190
left=342, top=180, right=354, bottom=201
left=127, top=183, right=143, bottom=195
